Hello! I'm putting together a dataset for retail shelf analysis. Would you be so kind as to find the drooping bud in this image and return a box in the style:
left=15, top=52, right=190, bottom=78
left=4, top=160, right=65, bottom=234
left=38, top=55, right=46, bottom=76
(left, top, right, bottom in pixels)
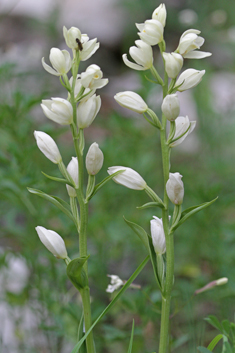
left=150, top=216, right=166, bottom=255
left=108, top=166, right=147, bottom=190
left=41, top=98, right=73, bottom=125
left=161, top=94, right=180, bottom=121
left=166, top=172, right=184, bottom=205
left=36, top=226, right=67, bottom=259
left=34, top=131, right=62, bottom=164
left=162, top=52, right=183, bottom=78
left=86, top=142, right=104, bottom=175
left=66, top=157, right=79, bottom=197
left=114, top=91, right=148, bottom=113
left=77, top=94, right=101, bottom=128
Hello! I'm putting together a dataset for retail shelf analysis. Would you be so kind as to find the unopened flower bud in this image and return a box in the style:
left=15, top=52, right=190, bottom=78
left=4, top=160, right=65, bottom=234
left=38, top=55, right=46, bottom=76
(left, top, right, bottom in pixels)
left=216, top=277, right=228, bottom=286
left=41, top=98, right=73, bottom=125
left=161, top=94, right=180, bottom=121
left=42, top=48, right=72, bottom=76
left=152, top=4, right=167, bottom=27
left=150, top=216, right=166, bottom=255
left=175, top=69, right=205, bottom=91
left=136, top=19, right=164, bottom=46
left=166, top=172, right=184, bottom=205
left=108, top=166, right=147, bottom=190
left=36, top=226, right=67, bottom=259
left=86, top=142, right=104, bottom=175
left=114, top=91, right=148, bottom=113
left=63, top=26, right=82, bottom=49
left=162, top=52, right=183, bottom=78
left=34, top=131, right=62, bottom=164
left=66, top=157, right=79, bottom=197
left=77, top=94, right=101, bottom=128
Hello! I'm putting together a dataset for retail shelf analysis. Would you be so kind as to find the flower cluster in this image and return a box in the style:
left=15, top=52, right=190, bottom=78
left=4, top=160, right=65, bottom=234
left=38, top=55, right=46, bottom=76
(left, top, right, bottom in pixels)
left=35, top=26, right=108, bottom=258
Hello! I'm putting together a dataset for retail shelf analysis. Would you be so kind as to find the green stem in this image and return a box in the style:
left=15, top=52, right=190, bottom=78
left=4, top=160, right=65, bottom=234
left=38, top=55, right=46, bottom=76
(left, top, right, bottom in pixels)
left=158, top=55, right=175, bottom=353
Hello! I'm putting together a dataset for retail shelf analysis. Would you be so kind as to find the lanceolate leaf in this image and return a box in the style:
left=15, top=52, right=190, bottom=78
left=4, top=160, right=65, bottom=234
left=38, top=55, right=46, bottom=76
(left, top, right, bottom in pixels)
left=123, top=217, right=149, bottom=250
left=70, top=256, right=150, bottom=353
left=27, top=188, right=76, bottom=223
left=88, top=170, right=124, bottom=199
left=171, top=197, right=218, bottom=232
left=207, top=334, right=224, bottom=351
left=147, top=236, right=162, bottom=290
left=42, top=171, right=74, bottom=187
left=77, top=313, right=86, bottom=353
left=127, top=320, right=135, bottom=353
left=137, top=202, right=164, bottom=210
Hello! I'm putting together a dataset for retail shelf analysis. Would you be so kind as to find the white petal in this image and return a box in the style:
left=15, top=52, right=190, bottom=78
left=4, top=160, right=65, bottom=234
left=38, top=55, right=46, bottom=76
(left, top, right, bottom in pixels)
left=41, top=57, right=60, bottom=76
left=184, top=51, right=212, bottom=59
left=122, top=54, right=145, bottom=71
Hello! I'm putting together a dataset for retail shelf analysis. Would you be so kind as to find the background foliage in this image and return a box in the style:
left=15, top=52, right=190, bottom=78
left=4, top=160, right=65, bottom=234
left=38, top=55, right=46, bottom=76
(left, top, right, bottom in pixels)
left=0, top=0, right=235, bottom=352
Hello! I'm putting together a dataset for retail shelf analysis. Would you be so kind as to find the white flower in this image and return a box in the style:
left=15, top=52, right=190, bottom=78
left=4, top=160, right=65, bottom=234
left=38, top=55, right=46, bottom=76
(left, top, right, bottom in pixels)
left=150, top=216, right=166, bottom=255
left=69, top=76, right=95, bottom=100
left=123, top=40, right=153, bottom=71
left=107, top=166, right=147, bottom=190
left=152, top=4, right=167, bottom=27
left=170, top=116, right=196, bottom=147
left=114, top=91, right=148, bottom=113
left=136, top=19, right=163, bottom=46
left=42, top=48, right=72, bottom=76
left=161, top=94, right=180, bottom=121
left=177, top=29, right=211, bottom=59
left=86, top=143, right=104, bottom=175
left=36, top=226, right=67, bottom=259
left=34, top=131, right=62, bottom=164
left=79, top=34, right=99, bottom=61
left=66, top=157, right=79, bottom=197
left=77, top=94, right=101, bottom=128
left=106, top=275, right=124, bottom=293
left=166, top=172, right=184, bottom=205
left=175, top=69, right=205, bottom=91
left=41, top=98, right=73, bottom=125
left=81, top=64, right=108, bottom=90
left=162, top=52, right=183, bottom=79
left=63, top=26, right=82, bottom=49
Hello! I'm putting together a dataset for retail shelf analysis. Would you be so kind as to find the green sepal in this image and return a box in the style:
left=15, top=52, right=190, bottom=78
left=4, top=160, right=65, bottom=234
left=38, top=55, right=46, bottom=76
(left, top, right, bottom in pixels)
left=69, top=256, right=149, bottom=353
left=41, top=171, right=74, bottom=187
left=168, top=123, right=192, bottom=146
left=171, top=197, right=218, bottom=232
left=171, top=205, right=182, bottom=230
left=156, top=254, right=165, bottom=290
left=137, top=202, right=164, bottom=210
left=127, top=320, right=135, bottom=353
left=27, top=187, right=76, bottom=223
left=123, top=217, right=149, bottom=250
left=66, top=256, right=89, bottom=291
left=86, top=175, right=95, bottom=201
left=88, top=170, right=124, bottom=199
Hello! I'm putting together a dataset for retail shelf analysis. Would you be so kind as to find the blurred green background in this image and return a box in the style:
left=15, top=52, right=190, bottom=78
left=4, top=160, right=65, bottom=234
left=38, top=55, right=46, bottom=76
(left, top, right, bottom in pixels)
left=0, top=0, right=235, bottom=352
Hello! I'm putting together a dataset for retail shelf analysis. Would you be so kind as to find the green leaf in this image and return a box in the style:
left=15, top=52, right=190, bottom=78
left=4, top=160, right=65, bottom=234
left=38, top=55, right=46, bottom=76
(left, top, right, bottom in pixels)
left=197, top=347, right=212, bottom=353
left=77, top=313, right=86, bottom=353
left=205, top=315, right=223, bottom=332
left=127, top=320, right=135, bottom=353
left=27, top=187, right=76, bottom=223
left=137, top=202, right=164, bottom=210
left=70, top=256, right=150, bottom=353
left=207, top=334, right=224, bottom=351
left=88, top=170, right=125, bottom=199
left=42, top=171, right=74, bottom=187
left=171, top=197, right=218, bottom=231
left=222, top=320, right=231, bottom=336
left=123, top=217, right=149, bottom=250
left=147, top=236, right=162, bottom=290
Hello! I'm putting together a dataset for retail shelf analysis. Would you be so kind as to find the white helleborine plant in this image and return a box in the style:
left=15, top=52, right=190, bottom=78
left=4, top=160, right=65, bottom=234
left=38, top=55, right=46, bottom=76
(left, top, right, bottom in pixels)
left=166, top=172, right=184, bottom=205
left=177, top=29, right=212, bottom=59
left=66, top=157, right=79, bottom=197
left=150, top=216, right=166, bottom=255
left=161, top=94, right=180, bottom=121
left=108, top=166, right=147, bottom=190
left=41, top=98, right=73, bottom=125
left=175, top=68, right=205, bottom=91
left=114, top=91, right=148, bottom=114
left=77, top=94, right=101, bottom=128
left=123, top=40, right=153, bottom=71
left=86, top=143, right=104, bottom=175
left=34, top=131, right=62, bottom=164
left=42, top=48, right=72, bottom=76
left=36, top=226, right=68, bottom=259
left=170, top=116, right=196, bottom=147
left=136, top=19, right=164, bottom=46
left=152, top=4, right=167, bottom=27
left=81, top=64, right=108, bottom=90
left=162, top=52, right=183, bottom=78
